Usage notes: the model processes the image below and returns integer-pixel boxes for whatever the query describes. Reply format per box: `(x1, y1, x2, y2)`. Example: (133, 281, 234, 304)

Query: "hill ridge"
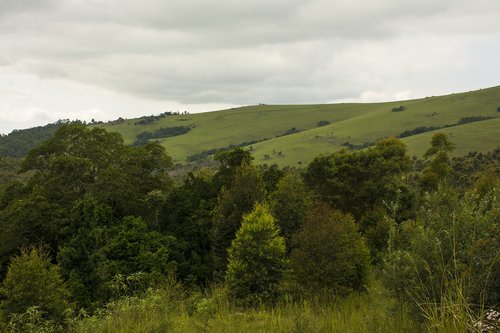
(1, 85, 499, 165)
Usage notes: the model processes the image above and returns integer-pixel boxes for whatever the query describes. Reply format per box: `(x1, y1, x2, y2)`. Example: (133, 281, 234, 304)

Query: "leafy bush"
(384, 183, 499, 309)
(289, 203, 370, 297)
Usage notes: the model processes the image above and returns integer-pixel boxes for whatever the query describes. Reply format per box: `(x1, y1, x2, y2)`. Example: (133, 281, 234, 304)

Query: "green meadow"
(98, 86, 500, 166)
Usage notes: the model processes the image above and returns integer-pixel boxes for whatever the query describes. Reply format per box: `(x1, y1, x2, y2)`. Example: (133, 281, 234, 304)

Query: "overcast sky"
(1, 0, 499, 134)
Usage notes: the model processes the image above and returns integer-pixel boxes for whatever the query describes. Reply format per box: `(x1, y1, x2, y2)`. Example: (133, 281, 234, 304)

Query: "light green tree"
(0, 247, 71, 329)
(225, 203, 287, 306)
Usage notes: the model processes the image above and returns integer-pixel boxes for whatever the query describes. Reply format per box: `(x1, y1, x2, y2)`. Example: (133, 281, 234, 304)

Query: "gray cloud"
(0, 0, 59, 17)
(0, 0, 499, 133)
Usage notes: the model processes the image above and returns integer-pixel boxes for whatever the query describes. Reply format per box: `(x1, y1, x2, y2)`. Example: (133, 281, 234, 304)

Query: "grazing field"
(97, 85, 500, 165)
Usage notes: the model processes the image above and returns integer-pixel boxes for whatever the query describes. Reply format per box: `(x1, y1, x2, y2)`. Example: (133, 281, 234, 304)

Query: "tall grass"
(70, 277, 418, 333)
(386, 187, 500, 333)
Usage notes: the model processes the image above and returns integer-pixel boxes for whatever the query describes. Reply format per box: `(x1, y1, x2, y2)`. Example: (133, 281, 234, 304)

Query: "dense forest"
(0, 124, 498, 332)
(0, 120, 82, 158)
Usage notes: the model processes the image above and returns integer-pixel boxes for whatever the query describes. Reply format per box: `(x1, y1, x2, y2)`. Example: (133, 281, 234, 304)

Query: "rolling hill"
(96, 85, 499, 166)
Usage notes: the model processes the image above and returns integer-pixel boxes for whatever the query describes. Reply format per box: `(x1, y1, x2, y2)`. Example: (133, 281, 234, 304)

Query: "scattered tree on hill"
(391, 105, 407, 112)
(133, 126, 192, 146)
(225, 203, 287, 306)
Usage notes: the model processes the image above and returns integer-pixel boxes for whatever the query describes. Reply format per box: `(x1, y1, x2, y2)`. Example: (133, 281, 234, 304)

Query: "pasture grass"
(98, 85, 500, 166)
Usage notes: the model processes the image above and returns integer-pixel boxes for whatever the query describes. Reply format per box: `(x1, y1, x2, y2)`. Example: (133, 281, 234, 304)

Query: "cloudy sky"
(1, 0, 499, 134)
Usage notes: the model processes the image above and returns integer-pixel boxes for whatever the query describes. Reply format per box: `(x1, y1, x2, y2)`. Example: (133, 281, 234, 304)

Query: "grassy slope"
(250, 86, 500, 165)
(99, 104, 377, 164)
(402, 117, 500, 157)
(99, 86, 500, 166)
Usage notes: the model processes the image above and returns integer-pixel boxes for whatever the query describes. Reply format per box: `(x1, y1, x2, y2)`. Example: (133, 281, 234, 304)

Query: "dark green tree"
(56, 199, 116, 309)
(212, 163, 266, 276)
(102, 216, 176, 296)
(213, 148, 253, 190)
(269, 171, 312, 250)
(260, 163, 285, 193)
(304, 137, 412, 221)
(161, 169, 217, 286)
(420, 133, 455, 191)
(289, 203, 370, 297)
(0, 193, 65, 279)
(20, 124, 173, 217)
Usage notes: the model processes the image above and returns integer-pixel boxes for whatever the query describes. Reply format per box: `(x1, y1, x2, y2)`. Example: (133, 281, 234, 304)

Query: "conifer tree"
(225, 204, 286, 306)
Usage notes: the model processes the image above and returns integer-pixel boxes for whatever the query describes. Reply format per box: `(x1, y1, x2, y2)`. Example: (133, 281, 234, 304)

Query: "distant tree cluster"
(340, 141, 374, 150)
(186, 139, 263, 162)
(134, 111, 189, 125)
(133, 126, 193, 146)
(396, 126, 443, 138)
(316, 120, 330, 127)
(391, 105, 407, 112)
(0, 120, 81, 158)
(457, 115, 494, 124)
(281, 127, 301, 136)
(396, 115, 497, 139)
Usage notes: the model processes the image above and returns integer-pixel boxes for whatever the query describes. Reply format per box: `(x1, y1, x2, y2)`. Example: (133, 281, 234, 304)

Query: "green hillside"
(97, 86, 500, 166)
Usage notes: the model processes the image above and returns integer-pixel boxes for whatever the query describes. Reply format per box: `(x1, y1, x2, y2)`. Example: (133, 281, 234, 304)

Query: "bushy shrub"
(289, 203, 370, 297)
(384, 183, 499, 308)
